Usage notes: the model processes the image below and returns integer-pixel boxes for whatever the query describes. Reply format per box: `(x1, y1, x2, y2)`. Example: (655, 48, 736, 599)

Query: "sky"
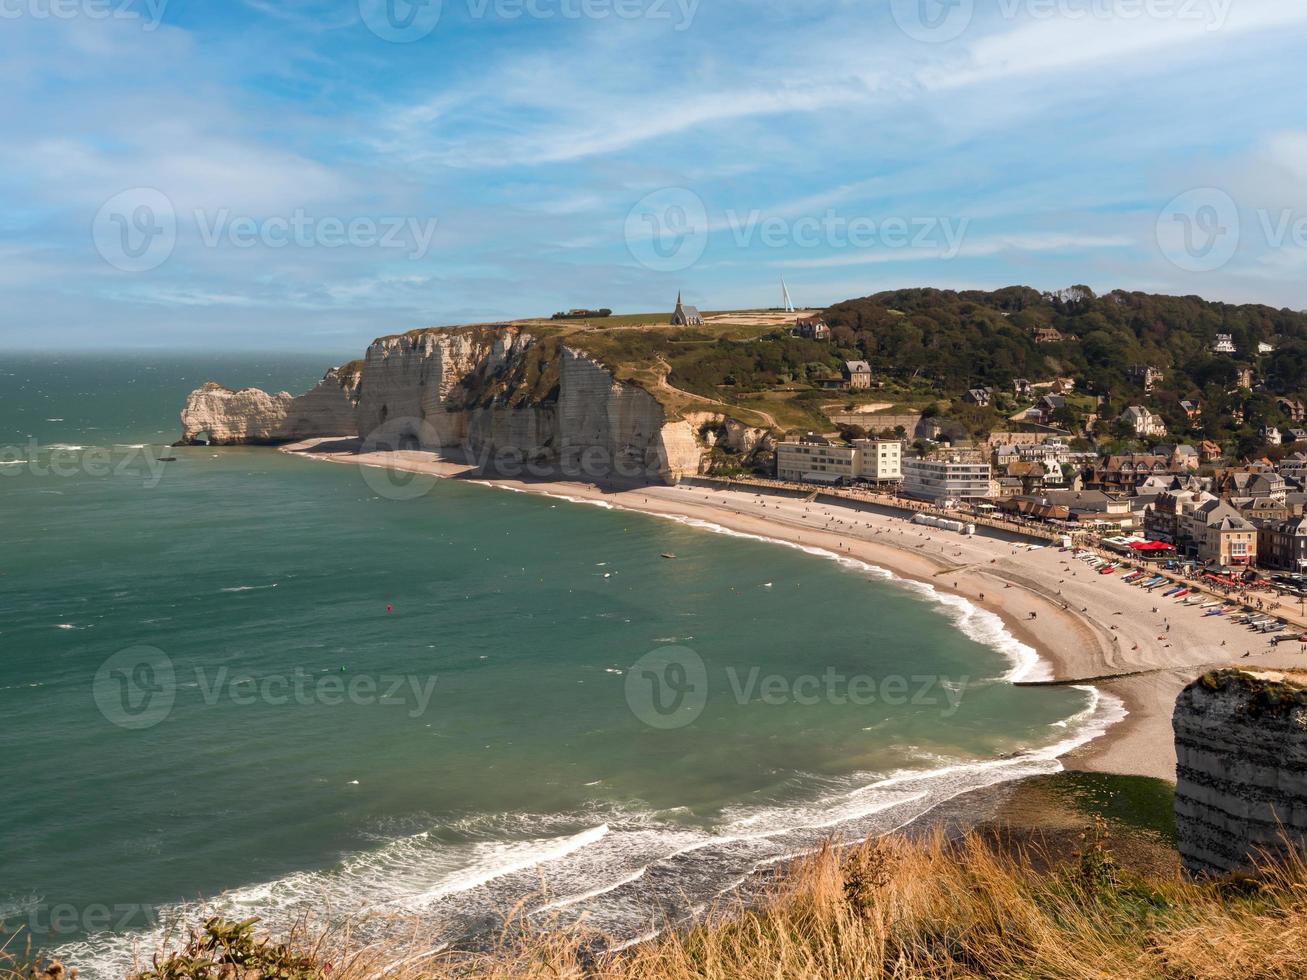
(2, 0, 1306, 351)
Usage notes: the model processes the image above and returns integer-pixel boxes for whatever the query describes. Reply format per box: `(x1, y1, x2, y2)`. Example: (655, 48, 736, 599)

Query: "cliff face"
(1174, 668, 1307, 876)
(179, 369, 359, 445)
(179, 326, 712, 483)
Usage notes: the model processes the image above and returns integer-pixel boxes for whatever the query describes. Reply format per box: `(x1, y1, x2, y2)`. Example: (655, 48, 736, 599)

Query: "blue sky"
(3, 0, 1306, 350)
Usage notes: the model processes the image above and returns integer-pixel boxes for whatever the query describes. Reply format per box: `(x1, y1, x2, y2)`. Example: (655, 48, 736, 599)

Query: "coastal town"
(759, 309, 1307, 588)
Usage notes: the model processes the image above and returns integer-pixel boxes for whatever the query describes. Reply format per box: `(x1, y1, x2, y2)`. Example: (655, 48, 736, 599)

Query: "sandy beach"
(282, 438, 1307, 783)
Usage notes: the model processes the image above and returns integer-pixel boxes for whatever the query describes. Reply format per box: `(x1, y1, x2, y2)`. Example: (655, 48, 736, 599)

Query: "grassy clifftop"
(375, 311, 840, 431)
(361, 285, 1307, 444)
(38, 790, 1307, 979)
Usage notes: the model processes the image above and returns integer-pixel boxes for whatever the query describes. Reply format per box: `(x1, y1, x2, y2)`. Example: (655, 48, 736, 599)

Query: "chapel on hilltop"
(670, 292, 704, 326)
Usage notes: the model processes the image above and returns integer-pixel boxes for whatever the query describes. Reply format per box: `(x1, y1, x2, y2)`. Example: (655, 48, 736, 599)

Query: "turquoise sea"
(0, 354, 1109, 976)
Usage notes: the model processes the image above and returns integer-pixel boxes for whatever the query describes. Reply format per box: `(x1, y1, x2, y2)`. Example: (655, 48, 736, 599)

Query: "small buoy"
(386, 604, 393, 613)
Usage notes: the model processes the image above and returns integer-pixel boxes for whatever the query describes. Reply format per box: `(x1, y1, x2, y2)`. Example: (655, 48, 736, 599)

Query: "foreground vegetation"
(14, 818, 1307, 980)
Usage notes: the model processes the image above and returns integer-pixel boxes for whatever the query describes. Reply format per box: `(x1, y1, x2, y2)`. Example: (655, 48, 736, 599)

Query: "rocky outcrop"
(1174, 668, 1307, 876)
(721, 419, 775, 456)
(179, 369, 359, 445)
(179, 326, 739, 483)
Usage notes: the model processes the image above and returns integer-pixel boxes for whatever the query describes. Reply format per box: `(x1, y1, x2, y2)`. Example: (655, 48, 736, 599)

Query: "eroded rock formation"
(1174, 668, 1307, 876)
(179, 369, 359, 445)
(179, 325, 732, 483)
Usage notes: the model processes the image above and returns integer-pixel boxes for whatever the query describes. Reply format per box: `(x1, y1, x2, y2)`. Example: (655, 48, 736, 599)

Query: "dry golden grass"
(15, 824, 1307, 980)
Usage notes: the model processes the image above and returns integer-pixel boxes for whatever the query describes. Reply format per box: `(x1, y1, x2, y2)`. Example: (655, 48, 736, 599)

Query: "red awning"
(1129, 540, 1175, 552)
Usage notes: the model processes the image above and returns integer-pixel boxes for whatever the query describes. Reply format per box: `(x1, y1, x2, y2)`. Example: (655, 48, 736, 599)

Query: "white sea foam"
(57, 682, 1124, 979)
(400, 823, 610, 909)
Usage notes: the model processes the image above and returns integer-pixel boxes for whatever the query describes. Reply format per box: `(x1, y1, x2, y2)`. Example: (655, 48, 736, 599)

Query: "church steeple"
(670, 289, 703, 326)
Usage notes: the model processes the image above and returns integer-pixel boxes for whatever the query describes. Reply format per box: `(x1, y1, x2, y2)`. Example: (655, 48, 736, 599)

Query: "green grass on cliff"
(355, 313, 855, 434)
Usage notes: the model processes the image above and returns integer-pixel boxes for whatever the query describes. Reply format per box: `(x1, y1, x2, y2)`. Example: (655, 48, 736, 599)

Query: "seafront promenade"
(687, 474, 1307, 637)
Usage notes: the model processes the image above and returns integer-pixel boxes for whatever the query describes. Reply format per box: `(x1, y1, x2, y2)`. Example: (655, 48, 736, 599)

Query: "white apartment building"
(901, 456, 994, 505)
(776, 438, 903, 484)
(852, 438, 902, 481)
(776, 440, 858, 483)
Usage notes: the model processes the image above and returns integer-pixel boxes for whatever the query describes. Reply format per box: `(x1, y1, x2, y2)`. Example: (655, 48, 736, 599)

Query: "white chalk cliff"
(179, 368, 360, 445)
(1174, 668, 1307, 876)
(179, 325, 732, 483)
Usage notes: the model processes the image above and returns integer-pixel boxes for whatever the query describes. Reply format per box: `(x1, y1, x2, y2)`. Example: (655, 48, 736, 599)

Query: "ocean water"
(0, 354, 1113, 976)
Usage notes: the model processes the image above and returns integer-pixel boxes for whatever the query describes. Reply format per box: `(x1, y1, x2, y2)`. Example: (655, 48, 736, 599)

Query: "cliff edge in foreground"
(1175, 667, 1307, 876)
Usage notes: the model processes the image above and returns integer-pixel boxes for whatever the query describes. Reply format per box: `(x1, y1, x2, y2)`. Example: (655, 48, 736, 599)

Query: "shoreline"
(278, 439, 1307, 783)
